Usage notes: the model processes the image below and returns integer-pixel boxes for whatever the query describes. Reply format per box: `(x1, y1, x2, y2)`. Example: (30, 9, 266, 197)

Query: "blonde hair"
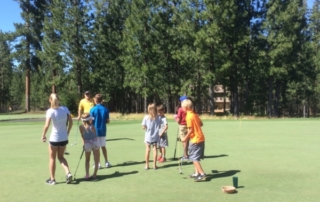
(147, 103, 157, 120)
(181, 99, 193, 109)
(49, 93, 60, 109)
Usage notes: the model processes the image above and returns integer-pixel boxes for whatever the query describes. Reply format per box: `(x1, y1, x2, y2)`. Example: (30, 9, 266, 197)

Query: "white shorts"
(97, 136, 106, 147)
(84, 138, 100, 152)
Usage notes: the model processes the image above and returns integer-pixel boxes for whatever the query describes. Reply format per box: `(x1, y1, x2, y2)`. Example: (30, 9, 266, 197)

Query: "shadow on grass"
(168, 154, 228, 161)
(71, 171, 139, 184)
(206, 170, 241, 182)
(112, 161, 145, 167)
(106, 138, 135, 142)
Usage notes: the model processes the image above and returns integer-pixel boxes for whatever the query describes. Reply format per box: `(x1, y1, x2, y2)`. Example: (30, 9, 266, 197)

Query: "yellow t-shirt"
(78, 98, 94, 113)
(186, 110, 205, 143)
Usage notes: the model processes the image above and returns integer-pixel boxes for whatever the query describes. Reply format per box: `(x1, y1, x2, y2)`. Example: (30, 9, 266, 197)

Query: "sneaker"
(66, 173, 72, 184)
(194, 174, 207, 182)
(188, 173, 199, 178)
(157, 156, 162, 161)
(180, 156, 189, 161)
(158, 157, 166, 162)
(46, 178, 56, 185)
(105, 162, 112, 168)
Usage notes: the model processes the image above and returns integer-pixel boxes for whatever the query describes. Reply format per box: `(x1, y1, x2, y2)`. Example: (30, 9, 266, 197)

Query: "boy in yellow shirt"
(180, 99, 206, 182)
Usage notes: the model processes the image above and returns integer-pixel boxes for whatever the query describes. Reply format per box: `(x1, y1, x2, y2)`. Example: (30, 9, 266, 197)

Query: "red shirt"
(177, 107, 186, 125)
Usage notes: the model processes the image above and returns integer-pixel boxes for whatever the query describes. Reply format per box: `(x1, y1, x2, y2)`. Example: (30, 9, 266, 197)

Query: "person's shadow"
(71, 171, 139, 184)
(206, 170, 241, 182)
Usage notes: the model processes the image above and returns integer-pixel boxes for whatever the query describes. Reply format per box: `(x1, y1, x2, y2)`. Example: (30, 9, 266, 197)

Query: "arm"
(92, 125, 97, 135)
(77, 100, 82, 120)
(176, 109, 181, 124)
(41, 117, 51, 142)
(159, 124, 168, 137)
(181, 127, 193, 142)
(106, 118, 110, 124)
(79, 125, 85, 144)
(67, 114, 73, 135)
(200, 120, 203, 127)
(142, 125, 147, 130)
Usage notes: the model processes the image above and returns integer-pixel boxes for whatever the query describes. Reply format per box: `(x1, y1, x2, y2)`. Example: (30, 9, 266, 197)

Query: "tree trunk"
(268, 77, 273, 118)
(25, 68, 30, 112)
(274, 80, 280, 117)
(196, 70, 202, 114)
(209, 85, 214, 116)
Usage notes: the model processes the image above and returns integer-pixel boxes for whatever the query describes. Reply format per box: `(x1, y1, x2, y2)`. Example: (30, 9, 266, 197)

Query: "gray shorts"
(188, 141, 205, 162)
(158, 135, 168, 148)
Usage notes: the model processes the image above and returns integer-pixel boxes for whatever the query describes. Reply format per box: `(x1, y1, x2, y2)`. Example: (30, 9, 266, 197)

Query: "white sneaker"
(93, 163, 102, 169)
(105, 162, 112, 168)
(65, 173, 72, 184)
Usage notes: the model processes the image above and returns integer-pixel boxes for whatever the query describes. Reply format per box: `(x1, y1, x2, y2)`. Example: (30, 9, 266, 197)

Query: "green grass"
(0, 118, 319, 202)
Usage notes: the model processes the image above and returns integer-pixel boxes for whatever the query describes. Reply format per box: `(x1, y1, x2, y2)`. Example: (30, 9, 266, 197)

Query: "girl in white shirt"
(41, 93, 73, 185)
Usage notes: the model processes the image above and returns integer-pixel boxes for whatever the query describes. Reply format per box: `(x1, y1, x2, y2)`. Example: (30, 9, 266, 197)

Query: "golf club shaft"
(173, 128, 179, 159)
(74, 149, 84, 178)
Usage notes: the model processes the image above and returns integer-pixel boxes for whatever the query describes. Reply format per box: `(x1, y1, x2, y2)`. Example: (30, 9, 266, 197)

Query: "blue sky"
(0, 0, 316, 32)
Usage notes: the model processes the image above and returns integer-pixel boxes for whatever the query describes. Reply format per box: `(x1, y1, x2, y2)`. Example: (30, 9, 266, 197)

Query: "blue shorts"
(188, 141, 204, 162)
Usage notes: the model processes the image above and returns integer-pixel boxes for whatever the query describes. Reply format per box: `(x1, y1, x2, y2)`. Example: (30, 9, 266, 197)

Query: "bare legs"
(48, 145, 71, 180)
(85, 149, 99, 178)
(183, 141, 189, 158)
(101, 146, 108, 163)
(145, 144, 157, 169)
(193, 161, 205, 175)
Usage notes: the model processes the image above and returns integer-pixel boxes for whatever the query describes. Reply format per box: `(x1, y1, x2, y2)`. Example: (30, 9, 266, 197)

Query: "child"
(157, 105, 168, 162)
(142, 103, 162, 170)
(90, 94, 111, 168)
(180, 99, 206, 182)
(79, 113, 100, 179)
(176, 95, 189, 160)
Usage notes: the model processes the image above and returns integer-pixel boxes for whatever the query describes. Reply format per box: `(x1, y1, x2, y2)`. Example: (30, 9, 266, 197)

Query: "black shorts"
(145, 141, 158, 146)
(49, 140, 68, 147)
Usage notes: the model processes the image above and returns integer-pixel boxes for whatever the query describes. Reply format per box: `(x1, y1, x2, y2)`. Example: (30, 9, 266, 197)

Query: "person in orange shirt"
(180, 99, 206, 182)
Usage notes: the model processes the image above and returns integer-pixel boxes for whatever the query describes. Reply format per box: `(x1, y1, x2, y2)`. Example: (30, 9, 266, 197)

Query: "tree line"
(0, 0, 320, 117)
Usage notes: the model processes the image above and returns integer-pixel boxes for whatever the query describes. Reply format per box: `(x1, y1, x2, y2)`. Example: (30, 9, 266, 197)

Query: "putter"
(177, 134, 183, 174)
(71, 120, 80, 146)
(74, 149, 84, 180)
(173, 128, 179, 159)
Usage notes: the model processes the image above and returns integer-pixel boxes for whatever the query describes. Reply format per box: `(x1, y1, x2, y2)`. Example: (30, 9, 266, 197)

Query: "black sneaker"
(194, 174, 207, 182)
(188, 173, 199, 178)
(66, 173, 72, 184)
(46, 178, 56, 185)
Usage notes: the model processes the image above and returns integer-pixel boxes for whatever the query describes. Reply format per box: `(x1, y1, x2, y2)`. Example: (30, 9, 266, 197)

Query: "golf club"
(177, 133, 182, 174)
(173, 128, 179, 160)
(74, 149, 84, 180)
(71, 120, 80, 146)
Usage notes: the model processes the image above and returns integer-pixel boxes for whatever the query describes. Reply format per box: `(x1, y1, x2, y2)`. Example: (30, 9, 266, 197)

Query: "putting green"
(0, 118, 319, 201)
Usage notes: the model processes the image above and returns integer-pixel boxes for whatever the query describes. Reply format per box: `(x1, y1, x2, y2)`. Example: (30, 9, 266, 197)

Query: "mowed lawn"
(0, 118, 319, 202)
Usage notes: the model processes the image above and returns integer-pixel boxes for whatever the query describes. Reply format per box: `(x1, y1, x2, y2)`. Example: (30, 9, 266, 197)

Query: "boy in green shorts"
(180, 99, 206, 182)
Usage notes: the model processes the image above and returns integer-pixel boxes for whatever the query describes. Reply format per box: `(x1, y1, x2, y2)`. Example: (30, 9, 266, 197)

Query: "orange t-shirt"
(186, 110, 205, 143)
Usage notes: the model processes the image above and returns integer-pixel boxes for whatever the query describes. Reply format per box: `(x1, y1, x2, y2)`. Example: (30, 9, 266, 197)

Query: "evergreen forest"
(1, 0, 320, 117)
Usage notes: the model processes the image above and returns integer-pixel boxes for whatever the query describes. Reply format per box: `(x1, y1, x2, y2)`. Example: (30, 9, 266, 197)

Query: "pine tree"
(0, 32, 13, 111)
